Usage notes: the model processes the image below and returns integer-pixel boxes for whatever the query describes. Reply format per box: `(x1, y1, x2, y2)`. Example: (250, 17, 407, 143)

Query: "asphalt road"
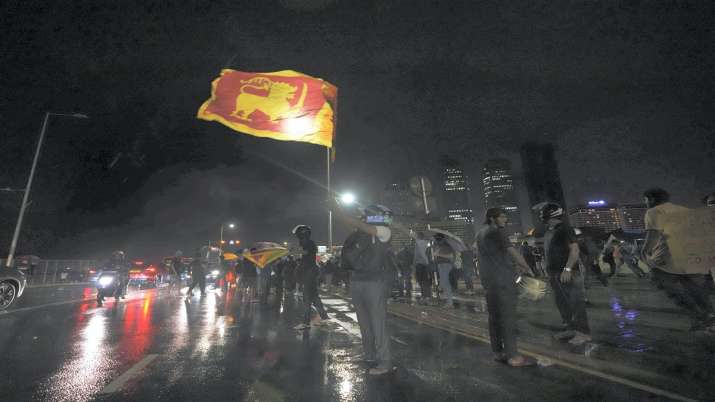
(0, 284, 668, 401)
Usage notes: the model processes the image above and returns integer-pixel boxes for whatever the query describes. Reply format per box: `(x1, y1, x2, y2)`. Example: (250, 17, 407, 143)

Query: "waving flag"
(198, 69, 337, 148)
(242, 242, 290, 269)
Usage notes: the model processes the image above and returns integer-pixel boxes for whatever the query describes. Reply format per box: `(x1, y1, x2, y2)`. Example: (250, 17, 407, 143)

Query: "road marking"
(0, 298, 95, 315)
(1, 288, 175, 316)
(390, 336, 408, 346)
(100, 354, 158, 394)
(388, 309, 696, 402)
(325, 292, 696, 402)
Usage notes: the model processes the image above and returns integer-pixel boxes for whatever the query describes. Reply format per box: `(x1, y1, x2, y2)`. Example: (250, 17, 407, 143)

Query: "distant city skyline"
(482, 159, 523, 236)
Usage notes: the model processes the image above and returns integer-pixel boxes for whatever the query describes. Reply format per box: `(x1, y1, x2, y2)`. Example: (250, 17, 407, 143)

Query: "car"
(0, 266, 28, 310)
(14, 255, 40, 275)
(128, 261, 163, 288)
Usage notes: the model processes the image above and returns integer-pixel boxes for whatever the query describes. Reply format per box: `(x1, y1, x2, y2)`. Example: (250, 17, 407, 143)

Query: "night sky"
(1, 1, 714, 259)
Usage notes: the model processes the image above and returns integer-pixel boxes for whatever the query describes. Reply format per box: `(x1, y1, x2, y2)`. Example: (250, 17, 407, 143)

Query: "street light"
(219, 222, 236, 249)
(340, 192, 356, 205)
(5, 111, 89, 268)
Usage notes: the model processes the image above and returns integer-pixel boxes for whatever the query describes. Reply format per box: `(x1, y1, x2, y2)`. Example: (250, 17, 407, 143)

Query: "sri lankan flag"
(197, 69, 337, 148)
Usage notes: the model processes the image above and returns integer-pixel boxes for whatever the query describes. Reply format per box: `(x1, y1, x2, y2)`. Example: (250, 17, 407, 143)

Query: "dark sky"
(1, 0, 714, 259)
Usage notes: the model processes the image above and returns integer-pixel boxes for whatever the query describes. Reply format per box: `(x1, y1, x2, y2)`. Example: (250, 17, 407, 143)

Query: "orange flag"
(198, 69, 337, 148)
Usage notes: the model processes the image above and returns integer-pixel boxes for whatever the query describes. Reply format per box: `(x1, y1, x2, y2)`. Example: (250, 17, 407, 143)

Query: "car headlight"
(98, 276, 114, 286)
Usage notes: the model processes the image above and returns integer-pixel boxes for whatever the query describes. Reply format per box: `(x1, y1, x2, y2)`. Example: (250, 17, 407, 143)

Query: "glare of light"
(98, 276, 114, 286)
(339, 379, 352, 398)
(211, 270, 220, 276)
(340, 192, 356, 205)
(283, 117, 314, 137)
(228, 223, 235, 229)
(229, 240, 234, 245)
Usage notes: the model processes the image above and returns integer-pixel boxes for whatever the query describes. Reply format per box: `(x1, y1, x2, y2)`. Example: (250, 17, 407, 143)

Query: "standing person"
(411, 231, 433, 302)
(520, 241, 538, 277)
(283, 256, 297, 293)
(331, 201, 395, 376)
(461, 248, 477, 294)
(540, 202, 592, 345)
(395, 246, 413, 298)
(186, 250, 206, 297)
(577, 232, 609, 287)
(703, 191, 715, 288)
(292, 225, 329, 330)
(477, 208, 536, 367)
(322, 257, 337, 291)
(433, 233, 456, 308)
(239, 257, 258, 301)
(168, 251, 182, 294)
(641, 188, 715, 332)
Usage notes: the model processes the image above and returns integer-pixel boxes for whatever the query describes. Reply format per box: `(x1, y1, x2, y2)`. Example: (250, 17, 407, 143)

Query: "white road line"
(100, 354, 158, 394)
(0, 298, 95, 315)
(390, 336, 408, 346)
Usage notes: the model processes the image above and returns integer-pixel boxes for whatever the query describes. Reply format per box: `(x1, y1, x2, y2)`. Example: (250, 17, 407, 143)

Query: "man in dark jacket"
(187, 250, 206, 297)
(292, 225, 329, 330)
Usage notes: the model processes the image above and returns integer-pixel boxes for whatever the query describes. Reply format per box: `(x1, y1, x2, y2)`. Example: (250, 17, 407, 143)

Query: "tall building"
(569, 201, 621, 232)
(618, 204, 647, 233)
(569, 201, 648, 234)
(482, 159, 522, 236)
(520, 143, 567, 226)
(380, 182, 412, 217)
(442, 159, 473, 224)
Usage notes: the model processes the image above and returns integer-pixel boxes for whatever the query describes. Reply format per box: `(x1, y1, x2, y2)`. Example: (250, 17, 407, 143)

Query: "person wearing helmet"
(642, 188, 715, 332)
(540, 202, 592, 346)
(330, 199, 395, 376)
(109, 251, 129, 299)
(292, 224, 329, 330)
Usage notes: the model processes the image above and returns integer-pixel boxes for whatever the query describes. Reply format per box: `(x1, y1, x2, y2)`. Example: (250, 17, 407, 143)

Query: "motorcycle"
(96, 271, 121, 306)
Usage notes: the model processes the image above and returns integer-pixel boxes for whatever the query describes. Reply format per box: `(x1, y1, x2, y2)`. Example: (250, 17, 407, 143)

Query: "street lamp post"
(219, 222, 235, 249)
(5, 112, 89, 268)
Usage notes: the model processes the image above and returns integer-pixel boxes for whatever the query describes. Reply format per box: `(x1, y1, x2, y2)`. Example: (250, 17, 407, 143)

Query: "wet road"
(1, 284, 669, 401)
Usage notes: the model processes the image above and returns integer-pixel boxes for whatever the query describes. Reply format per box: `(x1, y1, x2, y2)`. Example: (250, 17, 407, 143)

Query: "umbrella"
(242, 242, 289, 269)
(222, 252, 239, 261)
(424, 228, 467, 253)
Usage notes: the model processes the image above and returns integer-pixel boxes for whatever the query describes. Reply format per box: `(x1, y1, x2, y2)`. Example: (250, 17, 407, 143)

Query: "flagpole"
(327, 147, 333, 252)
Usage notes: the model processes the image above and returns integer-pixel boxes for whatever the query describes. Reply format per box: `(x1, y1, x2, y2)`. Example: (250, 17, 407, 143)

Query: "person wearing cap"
(540, 202, 592, 346)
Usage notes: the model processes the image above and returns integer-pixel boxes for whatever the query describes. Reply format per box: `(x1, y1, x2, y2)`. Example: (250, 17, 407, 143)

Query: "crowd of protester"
(166, 187, 714, 375)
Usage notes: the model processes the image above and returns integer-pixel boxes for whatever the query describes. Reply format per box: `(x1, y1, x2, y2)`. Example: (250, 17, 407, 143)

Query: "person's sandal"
(507, 356, 537, 367)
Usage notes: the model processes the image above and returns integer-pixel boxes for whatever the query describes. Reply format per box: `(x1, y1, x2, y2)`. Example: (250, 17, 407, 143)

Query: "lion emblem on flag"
(231, 77, 308, 122)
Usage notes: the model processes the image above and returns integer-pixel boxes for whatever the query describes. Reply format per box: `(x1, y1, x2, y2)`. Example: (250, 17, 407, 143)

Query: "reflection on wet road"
(0, 285, 677, 401)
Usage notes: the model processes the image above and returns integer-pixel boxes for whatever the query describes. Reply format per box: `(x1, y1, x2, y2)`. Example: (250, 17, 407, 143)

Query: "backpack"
(341, 230, 389, 273)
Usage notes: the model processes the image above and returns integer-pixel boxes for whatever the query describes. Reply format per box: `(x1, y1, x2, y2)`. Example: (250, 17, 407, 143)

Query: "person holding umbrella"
(424, 228, 466, 308)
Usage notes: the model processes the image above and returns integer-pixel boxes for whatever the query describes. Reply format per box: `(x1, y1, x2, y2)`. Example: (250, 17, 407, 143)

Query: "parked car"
(0, 266, 28, 310)
(14, 255, 40, 276)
